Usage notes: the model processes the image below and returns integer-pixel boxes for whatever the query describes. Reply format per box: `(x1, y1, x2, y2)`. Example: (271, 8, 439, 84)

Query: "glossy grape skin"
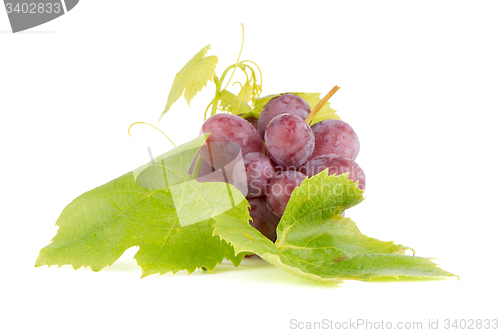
(200, 113, 265, 169)
(257, 94, 311, 139)
(248, 196, 281, 241)
(264, 114, 315, 169)
(310, 119, 360, 160)
(300, 153, 365, 190)
(266, 171, 306, 217)
(243, 152, 275, 198)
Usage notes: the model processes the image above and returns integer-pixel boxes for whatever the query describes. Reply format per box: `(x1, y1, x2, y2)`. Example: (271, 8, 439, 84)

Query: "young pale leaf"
(35, 135, 245, 277)
(237, 81, 253, 103)
(252, 92, 341, 124)
(220, 89, 252, 115)
(160, 45, 218, 122)
(213, 171, 455, 283)
(290, 92, 340, 125)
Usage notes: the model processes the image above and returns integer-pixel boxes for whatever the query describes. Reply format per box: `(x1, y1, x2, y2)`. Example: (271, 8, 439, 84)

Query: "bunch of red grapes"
(197, 94, 365, 242)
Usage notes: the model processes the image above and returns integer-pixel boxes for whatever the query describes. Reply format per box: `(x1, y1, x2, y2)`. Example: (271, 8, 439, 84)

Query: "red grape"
(200, 113, 265, 169)
(243, 152, 275, 198)
(266, 170, 306, 217)
(265, 114, 315, 169)
(248, 196, 281, 241)
(257, 94, 310, 139)
(300, 154, 365, 190)
(310, 119, 360, 160)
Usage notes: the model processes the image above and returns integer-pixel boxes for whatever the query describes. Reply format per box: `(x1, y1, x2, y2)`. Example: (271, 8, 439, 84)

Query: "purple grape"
(243, 152, 275, 198)
(248, 196, 281, 241)
(200, 113, 265, 169)
(257, 94, 311, 139)
(264, 114, 315, 169)
(310, 119, 360, 160)
(266, 170, 306, 217)
(300, 153, 365, 190)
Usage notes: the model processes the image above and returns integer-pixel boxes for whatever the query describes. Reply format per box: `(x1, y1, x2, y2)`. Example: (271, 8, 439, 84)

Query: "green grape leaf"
(160, 45, 218, 122)
(219, 89, 252, 115)
(35, 135, 245, 277)
(252, 92, 341, 124)
(213, 171, 455, 283)
(237, 80, 253, 103)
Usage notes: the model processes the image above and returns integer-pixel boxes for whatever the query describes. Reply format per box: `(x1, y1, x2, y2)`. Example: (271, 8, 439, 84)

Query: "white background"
(1, 1, 499, 332)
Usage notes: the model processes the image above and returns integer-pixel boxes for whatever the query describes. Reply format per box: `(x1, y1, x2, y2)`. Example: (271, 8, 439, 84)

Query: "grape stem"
(223, 23, 245, 90)
(304, 85, 341, 124)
